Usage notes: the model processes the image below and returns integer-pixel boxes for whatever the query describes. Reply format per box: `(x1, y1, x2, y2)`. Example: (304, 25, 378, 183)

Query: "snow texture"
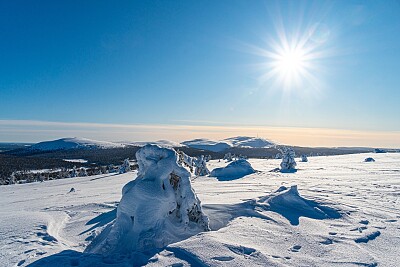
(86, 145, 209, 257)
(210, 159, 255, 181)
(2, 152, 400, 267)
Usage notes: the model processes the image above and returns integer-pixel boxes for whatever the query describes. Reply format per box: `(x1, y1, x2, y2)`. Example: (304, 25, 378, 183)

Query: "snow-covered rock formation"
(210, 159, 255, 181)
(86, 145, 209, 257)
(118, 158, 131, 174)
(280, 148, 297, 172)
(301, 154, 308, 162)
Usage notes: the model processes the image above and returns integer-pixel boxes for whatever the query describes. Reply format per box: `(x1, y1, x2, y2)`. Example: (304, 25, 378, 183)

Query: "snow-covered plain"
(1, 153, 399, 266)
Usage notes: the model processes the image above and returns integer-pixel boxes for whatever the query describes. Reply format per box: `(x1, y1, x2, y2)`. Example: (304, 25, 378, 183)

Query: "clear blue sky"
(0, 0, 399, 145)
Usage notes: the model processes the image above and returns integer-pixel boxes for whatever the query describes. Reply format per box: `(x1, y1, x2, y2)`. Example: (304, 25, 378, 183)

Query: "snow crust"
(210, 159, 255, 180)
(86, 145, 209, 257)
(29, 137, 125, 151)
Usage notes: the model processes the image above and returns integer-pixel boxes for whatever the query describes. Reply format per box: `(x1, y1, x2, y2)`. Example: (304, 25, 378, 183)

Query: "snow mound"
(223, 136, 275, 148)
(181, 138, 231, 152)
(28, 137, 124, 151)
(86, 144, 209, 257)
(258, 185, 341, 225)
(210, 159, 255, 181)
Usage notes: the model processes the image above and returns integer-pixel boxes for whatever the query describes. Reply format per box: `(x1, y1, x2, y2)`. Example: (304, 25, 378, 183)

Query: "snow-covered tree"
(275, 153, 282, 159)
(194, 155, 210, 176)
(86, 144, 209, 256)
(70, 166, 78, 178)
(280, 147, 297, 172)
(119, 158, 131, 174)
(223, 153, 233, 162)
(301, 154, 308, 162)
(8, 172, 16, 185)
(79, 167, 87, 177)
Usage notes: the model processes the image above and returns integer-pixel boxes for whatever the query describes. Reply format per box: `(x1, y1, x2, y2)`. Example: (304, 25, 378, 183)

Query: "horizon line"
(0, 119, 399, 148)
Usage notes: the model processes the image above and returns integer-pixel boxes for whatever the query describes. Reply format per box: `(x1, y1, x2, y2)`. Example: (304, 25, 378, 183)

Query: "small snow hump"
(210, 159, 255, 181)
(257, 185, 341, 225)
(68, 187, 75, 193)
(86, 144, 209, 257)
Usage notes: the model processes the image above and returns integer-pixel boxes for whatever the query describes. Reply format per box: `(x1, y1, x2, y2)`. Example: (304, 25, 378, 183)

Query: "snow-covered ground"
(1, 153, 399, 266)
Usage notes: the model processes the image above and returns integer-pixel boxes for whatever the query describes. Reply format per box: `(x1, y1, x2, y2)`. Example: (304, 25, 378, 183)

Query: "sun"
(276, 48, 306, 74)
(246, 27, 328, 93)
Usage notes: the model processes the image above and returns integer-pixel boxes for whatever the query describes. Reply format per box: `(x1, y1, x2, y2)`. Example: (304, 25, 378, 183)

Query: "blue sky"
(1, 0, 399, 146)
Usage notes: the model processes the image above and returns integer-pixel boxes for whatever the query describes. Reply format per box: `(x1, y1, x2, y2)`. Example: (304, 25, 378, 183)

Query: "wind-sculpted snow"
(257, 185, 341, 225)
(3, 153, 400, 267)
(210, 159, 255, 181)
(85, 145, 209, 258)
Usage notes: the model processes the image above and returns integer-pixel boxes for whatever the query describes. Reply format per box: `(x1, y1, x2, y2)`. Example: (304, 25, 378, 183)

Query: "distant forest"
(0, 144, 373, 185)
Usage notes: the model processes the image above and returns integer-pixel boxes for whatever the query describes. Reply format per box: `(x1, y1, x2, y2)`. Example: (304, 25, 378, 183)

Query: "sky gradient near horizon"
(1, 1, 400, 146)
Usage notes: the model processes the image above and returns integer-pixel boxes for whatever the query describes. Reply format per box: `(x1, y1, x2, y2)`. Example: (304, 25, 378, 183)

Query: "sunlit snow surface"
(1, 153, 399, 266)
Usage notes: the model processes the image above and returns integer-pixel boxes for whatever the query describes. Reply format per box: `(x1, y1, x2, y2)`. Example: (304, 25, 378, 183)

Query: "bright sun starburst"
(246, 22, 330, 95)
(275, 47, 307, 78)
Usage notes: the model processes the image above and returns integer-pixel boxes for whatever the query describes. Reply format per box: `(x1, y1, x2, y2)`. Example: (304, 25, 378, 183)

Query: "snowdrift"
(210, 159, 255, 181)
(257, 185, 341, 225)
(86, 145, 209, 257)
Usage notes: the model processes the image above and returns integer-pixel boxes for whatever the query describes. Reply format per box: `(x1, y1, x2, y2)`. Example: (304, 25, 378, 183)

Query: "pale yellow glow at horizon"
(0, 120, 399, 148)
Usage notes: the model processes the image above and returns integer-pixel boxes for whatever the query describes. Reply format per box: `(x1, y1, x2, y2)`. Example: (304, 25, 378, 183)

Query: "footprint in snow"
(291, 245, 302, 252)
(212, 256, 234, 261)
(320, 238, 333, 245)
(355, 231, 381, 243)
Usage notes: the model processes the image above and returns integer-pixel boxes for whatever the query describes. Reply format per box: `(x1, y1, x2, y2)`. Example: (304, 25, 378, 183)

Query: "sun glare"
(248, 23, 330, 94)
(276, 48, 306, 75)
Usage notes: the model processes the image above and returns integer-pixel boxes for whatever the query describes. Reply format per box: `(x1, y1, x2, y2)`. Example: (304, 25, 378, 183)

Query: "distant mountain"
(181, 136, 275, 152)
(222, 136, 275, 148)
(128, 140, 184, 148)
(28, 137, 125, 151)
(181, 138, 231, 152)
